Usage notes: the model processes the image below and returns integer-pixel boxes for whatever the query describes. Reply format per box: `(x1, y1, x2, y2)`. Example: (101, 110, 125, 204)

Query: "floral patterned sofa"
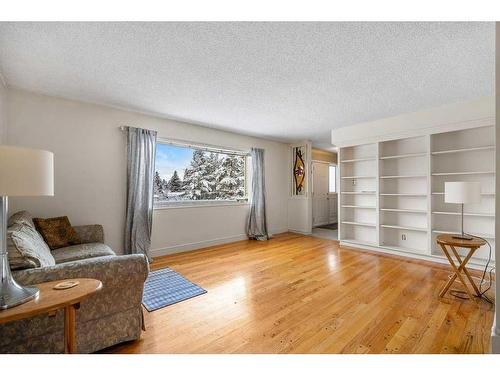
(0, 211, 149, 353)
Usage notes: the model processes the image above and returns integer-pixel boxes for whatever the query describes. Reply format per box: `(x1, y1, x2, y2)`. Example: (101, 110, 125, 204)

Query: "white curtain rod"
(119, 126, 250, 156)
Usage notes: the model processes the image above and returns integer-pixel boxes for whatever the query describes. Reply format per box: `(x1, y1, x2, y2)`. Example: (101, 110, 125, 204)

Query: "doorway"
(311, 161, 338, 240)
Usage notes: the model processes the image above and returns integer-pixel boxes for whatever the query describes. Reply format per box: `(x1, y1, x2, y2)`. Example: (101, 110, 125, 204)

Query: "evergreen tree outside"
(155, 145, 247, 204)
(217, 155, 245, 199)
(182, 150, 212, 200)
(168, 170, 182, 192)
(153, 171, 165, 197)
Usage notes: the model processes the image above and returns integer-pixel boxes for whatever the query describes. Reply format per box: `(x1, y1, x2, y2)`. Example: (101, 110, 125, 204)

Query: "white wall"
(492, 22, 500, 354)
(0, 78, 6, 144)
(5, 88, 289, 255)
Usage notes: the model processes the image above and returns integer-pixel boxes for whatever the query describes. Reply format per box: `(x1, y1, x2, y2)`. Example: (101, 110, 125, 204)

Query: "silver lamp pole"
(0, 196, 39, 309)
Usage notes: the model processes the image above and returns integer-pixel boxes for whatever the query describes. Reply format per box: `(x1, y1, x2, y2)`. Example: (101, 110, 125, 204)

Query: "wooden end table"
(436, 234, 486, 302)
(0, 278, 102, 353)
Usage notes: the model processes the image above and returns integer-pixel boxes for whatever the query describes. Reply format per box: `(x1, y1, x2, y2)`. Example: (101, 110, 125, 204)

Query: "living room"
(1, 2, 500, 373)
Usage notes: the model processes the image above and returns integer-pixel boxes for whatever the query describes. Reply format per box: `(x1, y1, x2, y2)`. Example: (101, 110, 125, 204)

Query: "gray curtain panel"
(125, 126, 157, 261)
(247, 148, 270, 240)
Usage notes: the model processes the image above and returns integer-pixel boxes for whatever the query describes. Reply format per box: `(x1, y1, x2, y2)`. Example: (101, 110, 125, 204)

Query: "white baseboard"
(289, 229, 313, 235)
(339, 240, 491, 271)
(151, 228, 288, 258)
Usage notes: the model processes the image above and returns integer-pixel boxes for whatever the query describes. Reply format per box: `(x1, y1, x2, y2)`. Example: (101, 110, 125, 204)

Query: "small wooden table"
(0, 278, 102, 353)
(436, 234, 486, 302)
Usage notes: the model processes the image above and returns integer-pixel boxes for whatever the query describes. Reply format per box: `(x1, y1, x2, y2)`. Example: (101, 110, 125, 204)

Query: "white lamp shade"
(0, 146, 54, 197)
(444, 182, 481, 204)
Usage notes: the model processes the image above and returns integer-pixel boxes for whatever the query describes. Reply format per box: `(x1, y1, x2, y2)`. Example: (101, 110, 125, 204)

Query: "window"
(154, 142, 248, 208)
(328, 165, 337, 193)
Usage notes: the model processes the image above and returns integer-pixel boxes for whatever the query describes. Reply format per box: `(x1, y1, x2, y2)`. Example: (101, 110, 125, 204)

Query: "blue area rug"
(142, 267, 207, 312)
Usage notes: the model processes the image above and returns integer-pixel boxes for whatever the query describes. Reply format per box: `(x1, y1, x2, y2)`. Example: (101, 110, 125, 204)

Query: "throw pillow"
(8, 210, 35, 228)
(8, 222, 56, 269)
(33, 216, 81, 250)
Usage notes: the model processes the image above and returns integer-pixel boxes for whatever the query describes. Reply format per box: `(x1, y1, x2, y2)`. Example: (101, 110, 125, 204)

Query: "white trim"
(151, 234, 249, 258)
(151, 228, 288, 258)
(156, 136, 251, 156)
(339, 240, 491, 271)
(154, 201, 250, 210)
(288, 229, 313, 235)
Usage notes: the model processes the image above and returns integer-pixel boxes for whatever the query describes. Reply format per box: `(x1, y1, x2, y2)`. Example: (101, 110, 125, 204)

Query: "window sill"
(154, 200, 250, 210)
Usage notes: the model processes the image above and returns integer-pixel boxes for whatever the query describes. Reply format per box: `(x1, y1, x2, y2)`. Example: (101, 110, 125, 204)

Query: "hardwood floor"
(104, 233, 494, 354)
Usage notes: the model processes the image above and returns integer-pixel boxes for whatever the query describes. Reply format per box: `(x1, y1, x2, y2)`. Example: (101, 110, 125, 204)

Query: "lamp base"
(0, 278, 39, 310)
(0, 195, 40, 309)
(452, 234, 473, 241)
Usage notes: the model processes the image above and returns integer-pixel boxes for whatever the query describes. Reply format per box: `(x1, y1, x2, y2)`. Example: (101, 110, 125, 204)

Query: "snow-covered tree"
(182, 150, 213, 200)
(168, 170, 182, 192)
(179, 150, 246, 201)
(217, 155, 245, 199)
(154, 171, 165, 197)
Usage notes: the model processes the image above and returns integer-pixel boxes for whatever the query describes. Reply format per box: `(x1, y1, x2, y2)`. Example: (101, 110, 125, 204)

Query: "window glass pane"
(329, 165, 336, 193)
(154, 143, 247, 207)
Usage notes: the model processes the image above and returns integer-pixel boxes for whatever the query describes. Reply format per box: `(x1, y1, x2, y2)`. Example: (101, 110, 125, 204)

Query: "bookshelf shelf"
(380, 208, 426, 214)
(380, 175, 426, 179)
(380, 224, 428, 232)
(341, 175, 376, 179)
(341, 205, 376, 209)
(431, 145, 494, 155)
(432, 171, 494, 176)
(341, 221, 376, 227)
(432, 211, 494, 218)
(340, 157, 376, 163)
(379, 152, 427, 160)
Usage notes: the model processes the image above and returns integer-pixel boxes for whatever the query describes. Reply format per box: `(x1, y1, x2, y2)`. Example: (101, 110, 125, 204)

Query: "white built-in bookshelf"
(338, 125, 495, 268)
(339, 143, 378, 246)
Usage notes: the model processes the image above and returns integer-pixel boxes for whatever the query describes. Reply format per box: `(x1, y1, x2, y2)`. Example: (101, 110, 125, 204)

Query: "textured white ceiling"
(0, 22, 494, 149)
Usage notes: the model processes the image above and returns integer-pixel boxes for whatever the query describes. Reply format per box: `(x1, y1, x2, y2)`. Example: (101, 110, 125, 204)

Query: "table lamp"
(0, 146, 54, 309)
(444, 181, 481, 241)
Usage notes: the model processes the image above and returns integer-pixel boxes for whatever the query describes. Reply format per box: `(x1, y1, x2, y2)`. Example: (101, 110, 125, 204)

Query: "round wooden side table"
(436, 234, 486, 302)
(0, 278, 102, 353)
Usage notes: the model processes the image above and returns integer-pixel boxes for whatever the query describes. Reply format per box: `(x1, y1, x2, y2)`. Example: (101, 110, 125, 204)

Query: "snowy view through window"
(154, 143, 247, 207)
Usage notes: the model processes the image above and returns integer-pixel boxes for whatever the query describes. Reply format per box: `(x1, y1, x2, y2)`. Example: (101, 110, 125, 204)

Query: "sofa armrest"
(13, 254, 148, 286)
(73, 224, 105, 244)
(12, 254, 149, 321)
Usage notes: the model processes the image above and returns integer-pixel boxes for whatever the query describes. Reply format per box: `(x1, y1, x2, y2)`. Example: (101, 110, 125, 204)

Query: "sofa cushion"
(33, 216, 81, 250)
(8, 223, 56, 269)
(51, 243, 116, 264)
(8, 211, 35, 229)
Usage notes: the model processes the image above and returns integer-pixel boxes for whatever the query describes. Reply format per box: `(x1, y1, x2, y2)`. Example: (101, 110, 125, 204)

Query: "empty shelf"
(432, 192, 495, 196)
(380, 224, 427, 232)
(380, 208, 427, 214)
(341, 221, 376, 227)
(432, 171, 494, 176)
(431, 145, 494, 155)
(340, 157, 376, 163)
(432, 211, 494, 218)
(380, 193, 427, 197)
(341, 191, 376, 195)
(379, 152, 427, 160)
(341, 175, 376, 179)
(380, 175, 427, 179)
(341, 205, 376, 209)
